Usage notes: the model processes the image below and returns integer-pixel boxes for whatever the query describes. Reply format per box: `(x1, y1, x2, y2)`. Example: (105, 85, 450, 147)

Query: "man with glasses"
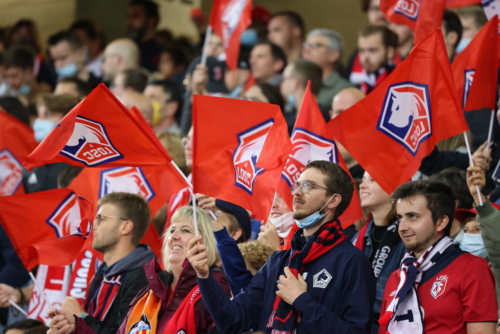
(47, 192, 155, 334)
(302, 29, 353, 110)
(187, 160, 376, 334)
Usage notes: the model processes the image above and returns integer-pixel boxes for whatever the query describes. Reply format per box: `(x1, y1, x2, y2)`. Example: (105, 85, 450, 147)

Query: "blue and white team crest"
(430, 275, 448, 299)
(0, 149, 23, 196)
(61, 116, 123, 166)
(282, 129, 338, 187)
(99, 167, 155, 201)
(233, 119, 274, 195)
(394, 0, 420, 20)
(46, 193, 84, 238)
(462, 69, 475, 109)
(221, 0, 249, 47)
(377, 82, 432, 156)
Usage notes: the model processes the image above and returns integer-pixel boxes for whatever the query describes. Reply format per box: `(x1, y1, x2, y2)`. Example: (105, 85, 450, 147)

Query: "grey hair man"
(302, 28, 352, 109)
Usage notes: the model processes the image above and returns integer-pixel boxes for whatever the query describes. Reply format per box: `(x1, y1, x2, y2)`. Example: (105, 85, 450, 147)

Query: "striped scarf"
(86, 273, 125, 322)
(267, 220, 346, 334)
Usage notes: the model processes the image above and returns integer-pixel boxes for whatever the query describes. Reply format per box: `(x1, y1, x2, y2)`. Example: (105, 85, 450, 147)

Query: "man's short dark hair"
(429, 167, 473, 210)
(70, 19, 100, 41)
(161, 46, 189, 68)
(130, 0, 159, 22)
(456, 6, 487, 30)
(290, 59, 323, 95)
(149, 79, 182, 105)
(391, 180, 456, 236)
(57, 166, 84, 188)
(123, 68, 148, 93)
(38, 94, 80, 117)
(256, 83, 285, 111)
(254, 41, 287, 73)
(6, 319, 45, 331)
(4, 46, 35, 70)
(272, 11, 305, 37)
(360, 26, 398, 49)
(58, 77, 92, 98)
(304, 161, 354, 220)
(0, 97, 30, 125)
(97, 192, 150, 246)
(443, 9, 463, 50)
(48, 30, 82, 50)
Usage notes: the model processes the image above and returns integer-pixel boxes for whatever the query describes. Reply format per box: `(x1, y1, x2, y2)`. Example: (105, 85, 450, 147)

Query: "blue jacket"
(213, 227, 253, 296)
(351, 220, 406, 333)
(198, 231, 376, 334)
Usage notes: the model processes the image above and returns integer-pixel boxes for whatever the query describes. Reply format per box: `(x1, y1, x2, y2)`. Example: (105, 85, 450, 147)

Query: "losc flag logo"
(462, 69, 475, 109)
(233, 119, 273, 195)
(0, 149, 23, 196)
(377, 82, 432, 155)
(99, 167, 155, 201)
(282, 129, 338, 187)
(394, 0, 420, 20)
(46, 193, 82, 237)
(61, 116, 123, 166)
(221, 0, 248, 48)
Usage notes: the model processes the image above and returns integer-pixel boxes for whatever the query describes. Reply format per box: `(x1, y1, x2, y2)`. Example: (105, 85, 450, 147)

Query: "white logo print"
(313, 269, 332, 288)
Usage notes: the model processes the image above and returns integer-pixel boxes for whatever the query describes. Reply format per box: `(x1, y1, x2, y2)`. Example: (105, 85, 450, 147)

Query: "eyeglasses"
(290, 180, 332, 195)
(94, 214, 128, 225)
(302, 42, 330, 50)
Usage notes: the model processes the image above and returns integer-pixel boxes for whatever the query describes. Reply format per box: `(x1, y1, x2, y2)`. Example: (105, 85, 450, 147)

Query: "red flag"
(0, 189, 93, 270)
(276, 83, 363, 228)
(445, 0, 481, 7)
(209, 0, 252, 69)
(67, 166, 169, 259)
(452, 15, 499, 111)
(380, 0, 446, 44)
(0, 111, 37, 196)
(23, 84, 188, 193)
(192, 95, 291, 220)
(327, 30, 468, 195)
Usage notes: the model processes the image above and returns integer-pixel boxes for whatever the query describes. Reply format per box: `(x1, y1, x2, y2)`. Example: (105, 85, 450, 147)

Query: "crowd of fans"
(0, 0, 499, 333)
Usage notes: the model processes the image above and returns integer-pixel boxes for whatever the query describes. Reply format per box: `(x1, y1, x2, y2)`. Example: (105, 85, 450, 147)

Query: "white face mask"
(269, 212, 295, 238)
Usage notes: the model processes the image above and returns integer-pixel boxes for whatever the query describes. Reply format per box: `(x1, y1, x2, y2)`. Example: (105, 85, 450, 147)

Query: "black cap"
(215, 199, 252, 240)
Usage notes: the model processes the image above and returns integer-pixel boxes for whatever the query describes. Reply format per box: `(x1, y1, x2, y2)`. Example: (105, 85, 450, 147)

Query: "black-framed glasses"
(94, 214, 128, 225)
(290, 180, 332, 195)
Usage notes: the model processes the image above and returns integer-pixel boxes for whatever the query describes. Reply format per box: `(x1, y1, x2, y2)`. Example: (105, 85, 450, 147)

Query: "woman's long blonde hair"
(162, 206, 219, 272)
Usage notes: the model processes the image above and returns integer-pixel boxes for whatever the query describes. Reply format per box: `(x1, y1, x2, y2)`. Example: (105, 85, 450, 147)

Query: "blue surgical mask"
(455, 37, 472, 54)
(284, 94, 296, 113)
(18, 84, 31, 96)
(460, 233, 488, 258)
(294, 195, 335, 229)
(240, 29, 258, 46)
(56, 63, 79, 78)
(33, 118, 56, 142)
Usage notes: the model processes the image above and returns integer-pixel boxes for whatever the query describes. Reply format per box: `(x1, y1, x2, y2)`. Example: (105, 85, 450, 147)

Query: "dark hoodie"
(83, 244, 156, 334)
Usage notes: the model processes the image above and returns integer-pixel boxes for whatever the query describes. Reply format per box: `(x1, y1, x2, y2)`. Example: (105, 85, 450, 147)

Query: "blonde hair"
(162, 206, 219, 271)
(238, 241, 276, 272)
(158, 132, 190, 175)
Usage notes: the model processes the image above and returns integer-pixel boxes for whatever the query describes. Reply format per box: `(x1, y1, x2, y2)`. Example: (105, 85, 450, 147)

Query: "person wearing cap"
(467, 166, 500, 310)
(196, 195, 254, 296)
(455, 207, 487, 259)
(224, 48, 252, 99)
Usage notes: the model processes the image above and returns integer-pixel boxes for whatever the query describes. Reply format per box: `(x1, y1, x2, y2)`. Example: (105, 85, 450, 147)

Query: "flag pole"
(9, 299, 27, 316)
(29, 272, 53, 309)
(200, 25, 213, 66)
(463, 132, 484, 206)
(484, 109, 495, 153)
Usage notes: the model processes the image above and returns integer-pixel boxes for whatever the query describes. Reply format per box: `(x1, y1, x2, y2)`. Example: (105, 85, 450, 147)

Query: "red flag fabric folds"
(193, 95, 291, 220)
(209, 0, 252, 70)
(380, 0, 446, 44)
(276, 83, 363, 228)
(0, 189, 93, 270)
(24, 84, 188, 193)
(0, 111, 37, 196)
(328, 30, 468, 195)
(452, 15, 499, 111)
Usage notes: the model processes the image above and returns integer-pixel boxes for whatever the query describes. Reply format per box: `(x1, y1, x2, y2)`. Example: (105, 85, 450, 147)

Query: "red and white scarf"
(379, 236, 453, 334)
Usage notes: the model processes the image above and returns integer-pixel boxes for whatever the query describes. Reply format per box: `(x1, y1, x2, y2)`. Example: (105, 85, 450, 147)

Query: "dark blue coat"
(198, 232, 376, 334)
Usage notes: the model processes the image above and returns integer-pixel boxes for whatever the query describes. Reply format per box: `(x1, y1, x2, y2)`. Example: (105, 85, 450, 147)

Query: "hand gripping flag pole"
(463, 132, 484, 206)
